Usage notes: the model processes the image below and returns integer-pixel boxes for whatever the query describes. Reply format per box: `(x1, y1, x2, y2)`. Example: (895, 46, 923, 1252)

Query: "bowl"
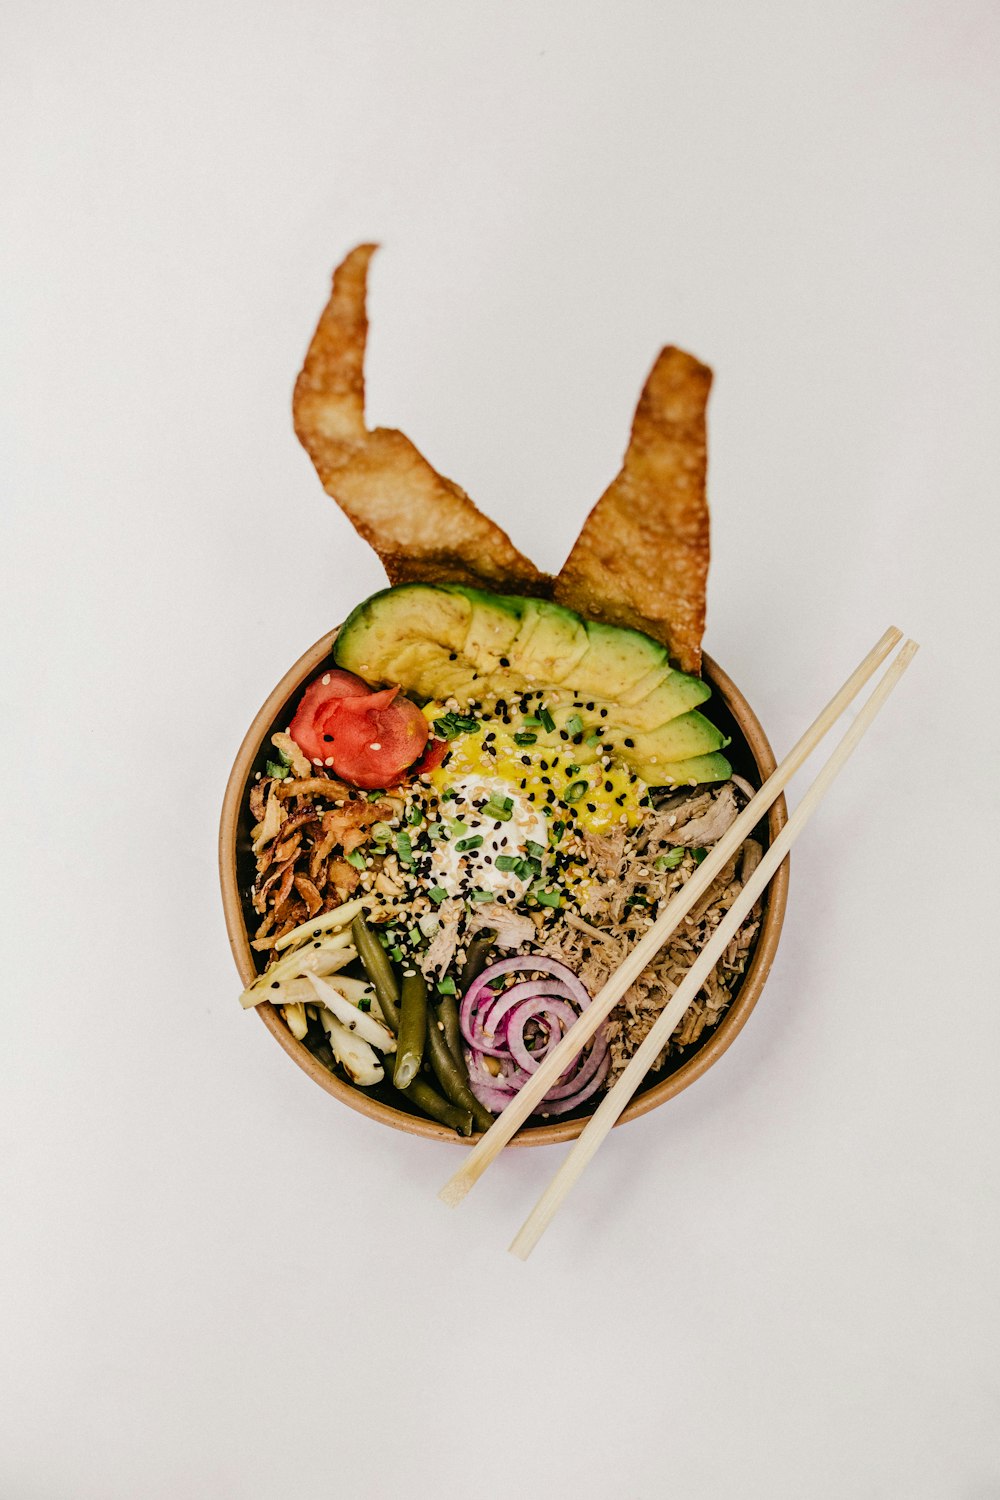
(219, 628, 789, 1145)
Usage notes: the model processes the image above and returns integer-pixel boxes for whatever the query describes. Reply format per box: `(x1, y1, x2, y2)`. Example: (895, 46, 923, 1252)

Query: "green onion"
(469, 890, 494, 902)
(513, 732, 537, 746)
(691, 847, 708, 864)
(408, 805, 423, 826)
(455, 835, 484, 852)
(409, 926, 423, 945)
(390, 946, 404, 962)
(655, 849, 684, 871)
(432, 712, 480, 740)
(495, 855, 519, 872)
(265, 760, 289, 780)
(273, 745, 293, 768)
(418, 913, 440, 938)
(366, 789, 385, 801)
(585, 731, 601, 747)
(521, 715, 540, 727)
(395, 832, 414, 865)
(372, 822, 393, 842)
(535, 889, 561, 908)
(436, 977, 457, 995)
(564, 763, 580, 777)
(525, 839, 546, 858)
(344, 849, 367, 870)
(428, 886, 448, 904)
(357, 997, 372, 1013)
(538, 706, 555, 733)
(485, 795, 513, 822)
(566, 713, 583, 735)
(565, 780, 588, 802)
(441, 788, 458, 801)
(552, 820, 565, 841)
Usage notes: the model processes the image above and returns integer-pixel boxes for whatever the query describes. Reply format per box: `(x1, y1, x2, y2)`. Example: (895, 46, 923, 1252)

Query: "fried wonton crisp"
(554, 346, 712, 675)
(293, 244, 549, 596)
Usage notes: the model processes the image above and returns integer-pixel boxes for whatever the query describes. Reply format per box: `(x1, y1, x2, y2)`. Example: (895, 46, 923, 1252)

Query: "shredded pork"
(541, 783, 763, 1081)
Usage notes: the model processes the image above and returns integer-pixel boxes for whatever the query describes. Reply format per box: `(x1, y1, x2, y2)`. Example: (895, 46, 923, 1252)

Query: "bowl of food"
(219, 244, 789, 1145)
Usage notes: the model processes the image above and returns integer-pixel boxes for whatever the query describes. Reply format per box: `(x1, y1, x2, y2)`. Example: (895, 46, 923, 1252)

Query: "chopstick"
(439, 625, 903, 1209)
(509, 637, 919, 1258)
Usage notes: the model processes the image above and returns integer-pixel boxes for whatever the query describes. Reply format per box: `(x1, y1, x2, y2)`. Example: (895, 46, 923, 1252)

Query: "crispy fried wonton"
(293, 244, 549, 596)
(554, 347, 711, 674)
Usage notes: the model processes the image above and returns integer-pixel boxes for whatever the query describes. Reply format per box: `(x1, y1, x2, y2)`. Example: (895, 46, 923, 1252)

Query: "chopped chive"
(344, 849, 367, 870)
(538, 706, 555, 733)
(432, 711, 480, 740)
(390, 946, 404, 962)
(535, 889, 561, 908)
(513, 732, 537, 746)
(371, 822, 393, 842)
(691, 847, 708, 864)
(455, 835, 484, 852)
(469, 889, 495, 902)
(428, 886, 448, 904)
(564, 764, 580, 777)
(521, 715, 540, 727)
(655, 849, 684, 871)
(565, 780, 588, 802)
(357, 997, 372, 1013)
(395, 832, 414, 865)
(441, 787, 458, 801)
(409, 926, 422, 945)
(436, 977, 457, 995)
(566, 713, 583, 735)
(408, 805, 423, 826)
(585, 731, 601, 747)
(366, 789, 385, 801)
(495, 855, 519, 872)
(552, 819, 565, 840)
(525, 839, 546, 858)
(265, 760, 289, 780)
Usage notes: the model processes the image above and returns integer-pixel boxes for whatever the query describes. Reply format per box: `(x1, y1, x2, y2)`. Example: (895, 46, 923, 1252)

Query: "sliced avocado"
(334, 585, 472, 695)
(619, 709, 730, 767)
(615, 671, 712, 730)
(572, 621, 668, 702)
(442, 585, 524, 671)
(634, 750, 733, 787)
(512, 599, 590, 685)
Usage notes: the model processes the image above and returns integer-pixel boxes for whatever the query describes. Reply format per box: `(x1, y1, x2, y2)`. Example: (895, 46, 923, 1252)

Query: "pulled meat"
(541, 783, 762, 1080)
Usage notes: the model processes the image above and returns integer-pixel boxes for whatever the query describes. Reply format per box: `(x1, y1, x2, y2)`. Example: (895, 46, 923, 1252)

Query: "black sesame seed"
(624, 738, 635, 748)
(499, 656, 510, 667)
(586, 802, 597, 813)
(604, 780, 614, 792)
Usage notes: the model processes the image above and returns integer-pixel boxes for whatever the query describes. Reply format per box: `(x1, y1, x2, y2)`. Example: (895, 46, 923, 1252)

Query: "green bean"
(390, 1071, 473, 1135)
(438, 991, 464, 1069)
(352, 915, 401, 1031)
(459, 931, 495, 991)
(425, 1004, 494, 1134)
(393, 969, 428, 1089)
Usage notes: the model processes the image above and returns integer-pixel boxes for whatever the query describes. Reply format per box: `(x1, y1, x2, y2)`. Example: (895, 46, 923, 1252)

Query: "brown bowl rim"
(219, 629, 789, 1146)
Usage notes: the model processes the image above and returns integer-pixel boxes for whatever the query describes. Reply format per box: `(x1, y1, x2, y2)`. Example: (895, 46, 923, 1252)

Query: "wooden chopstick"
(509, 637, 919, 1258)
(439, 625, 903, 1209)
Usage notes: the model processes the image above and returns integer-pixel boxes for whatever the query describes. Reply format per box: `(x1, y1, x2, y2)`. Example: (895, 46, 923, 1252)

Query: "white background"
(3, 4, 999, 1497)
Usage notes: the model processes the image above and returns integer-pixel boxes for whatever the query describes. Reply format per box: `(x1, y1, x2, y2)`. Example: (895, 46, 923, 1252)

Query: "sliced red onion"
(459, 955, 606, 1120)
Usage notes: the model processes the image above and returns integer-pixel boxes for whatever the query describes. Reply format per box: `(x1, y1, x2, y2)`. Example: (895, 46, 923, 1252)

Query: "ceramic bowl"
(220, 629, 788, 1145)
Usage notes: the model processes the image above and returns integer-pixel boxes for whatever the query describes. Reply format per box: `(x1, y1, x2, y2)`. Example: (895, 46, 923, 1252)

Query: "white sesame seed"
(312, 758, 323, 767)
(321, 673, 331, 685)
(370, 742, 381, 751)
(324, 757, 335, 767)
